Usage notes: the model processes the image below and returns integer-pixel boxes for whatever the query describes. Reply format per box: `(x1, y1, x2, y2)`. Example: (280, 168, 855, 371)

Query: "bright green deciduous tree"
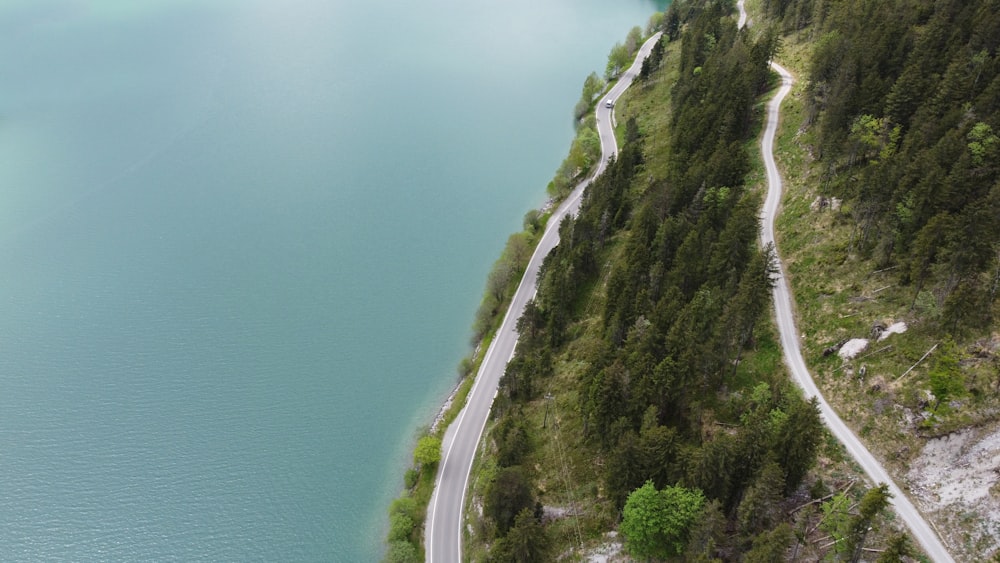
(967, 122, 998, 166)
(413, 435, 441, 466)
(605, 42, 630, 79)
(621, 480, 705, 560)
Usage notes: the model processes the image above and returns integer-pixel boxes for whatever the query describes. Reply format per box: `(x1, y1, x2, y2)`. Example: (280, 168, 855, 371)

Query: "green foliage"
(574, 72, 607, 120)
(494, 411, 532, 467)
(383, 540, 420, 563)
(736, 462, 785, 541)
(846, 484, 893, 562)
(488, 508, 549, 563)
(602, 22, 651, 82)
(387, 512, 414, 543)
(640, 35, 666, 81)
(877, 533, 916, 562)
(929, 338, 964, 410)
(646, 11, 664, 35)
(606, 42, 631, 79)
(667, 5, 778, 215)
(967, 122, 998, 166)
(818, 484, 893, 562)
(468, 1, 846, 558)
(389, 495, 420, 524)
(499, 347, 552, 404)
(743, 522, 794, 563)
(809, 477, 829, 499)
(414, 435, 441, 466)
(605, 409, 682, 508)
(621, 481, 705, 560)
(473, 232, 536, 342)
(403, 468, 418, 490)
(547, 116, 602, 198)
(800, 0, 1000, 328)
(625, 26, 643, 55)
(384, 495, 421, 563)
(684, 499, 727, 560)
(776, 396, 824, 493)
(568, 127, 601, 171)
(484, 466, 535, 536)
(820, 492, 853, 557)
(848, 114, 900, 164)
(522, 209, 542, 234)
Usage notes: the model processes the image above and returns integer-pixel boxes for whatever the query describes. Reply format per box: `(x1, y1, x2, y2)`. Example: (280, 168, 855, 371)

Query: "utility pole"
(542, 393, 554, 428)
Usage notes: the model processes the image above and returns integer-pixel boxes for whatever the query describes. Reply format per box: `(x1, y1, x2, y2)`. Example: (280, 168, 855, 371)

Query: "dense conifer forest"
(473, 2, 843, 561)
(773, 0, 1000, 333)
(452, 0, 1000, 561)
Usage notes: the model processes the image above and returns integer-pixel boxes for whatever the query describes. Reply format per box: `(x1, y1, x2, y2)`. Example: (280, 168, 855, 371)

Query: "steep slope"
(437, 0, 1000, 559)
(424, 33, 663, 563)
(759, 0, 1000, 559)
(761, 60, 952, 562)
(461, 2, 910, 561)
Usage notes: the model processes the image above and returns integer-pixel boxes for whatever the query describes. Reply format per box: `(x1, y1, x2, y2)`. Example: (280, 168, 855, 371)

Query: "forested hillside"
(451, 0, 1000, 560)
(760, 0, 1000, 557)
(462, 2, 913, 561)
(770, 0, 1000, 331)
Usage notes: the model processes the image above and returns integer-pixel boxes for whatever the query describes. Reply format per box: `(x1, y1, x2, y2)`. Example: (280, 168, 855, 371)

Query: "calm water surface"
(0, 0, 661, 559)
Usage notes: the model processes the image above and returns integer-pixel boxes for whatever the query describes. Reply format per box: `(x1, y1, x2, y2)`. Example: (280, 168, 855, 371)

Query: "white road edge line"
(425, 32, 661, 562)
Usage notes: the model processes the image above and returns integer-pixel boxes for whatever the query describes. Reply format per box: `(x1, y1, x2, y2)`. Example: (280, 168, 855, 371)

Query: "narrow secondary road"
(425, 33, 662, 563)
(759, 62, 955, 563)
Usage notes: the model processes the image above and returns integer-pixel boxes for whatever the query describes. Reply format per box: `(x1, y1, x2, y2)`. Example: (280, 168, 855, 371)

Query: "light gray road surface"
(424, 33, 662, 563)
(759, 61, 955, 563)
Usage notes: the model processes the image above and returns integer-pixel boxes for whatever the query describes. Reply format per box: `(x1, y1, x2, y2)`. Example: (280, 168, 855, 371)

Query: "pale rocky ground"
(879, 321, 908, 341)
(583, 532, 627, 563)
(907, 424, 1000, 560)
(839, 338, 869, 360)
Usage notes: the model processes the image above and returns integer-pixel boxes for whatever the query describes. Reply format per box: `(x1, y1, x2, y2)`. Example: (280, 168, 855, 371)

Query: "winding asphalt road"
(425, 33, 662, 563)
(759, 59, 955, 563)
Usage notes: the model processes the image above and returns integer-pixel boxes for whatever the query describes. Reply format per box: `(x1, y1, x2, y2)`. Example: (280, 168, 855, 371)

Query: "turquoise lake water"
(0, 0, 662, 559)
